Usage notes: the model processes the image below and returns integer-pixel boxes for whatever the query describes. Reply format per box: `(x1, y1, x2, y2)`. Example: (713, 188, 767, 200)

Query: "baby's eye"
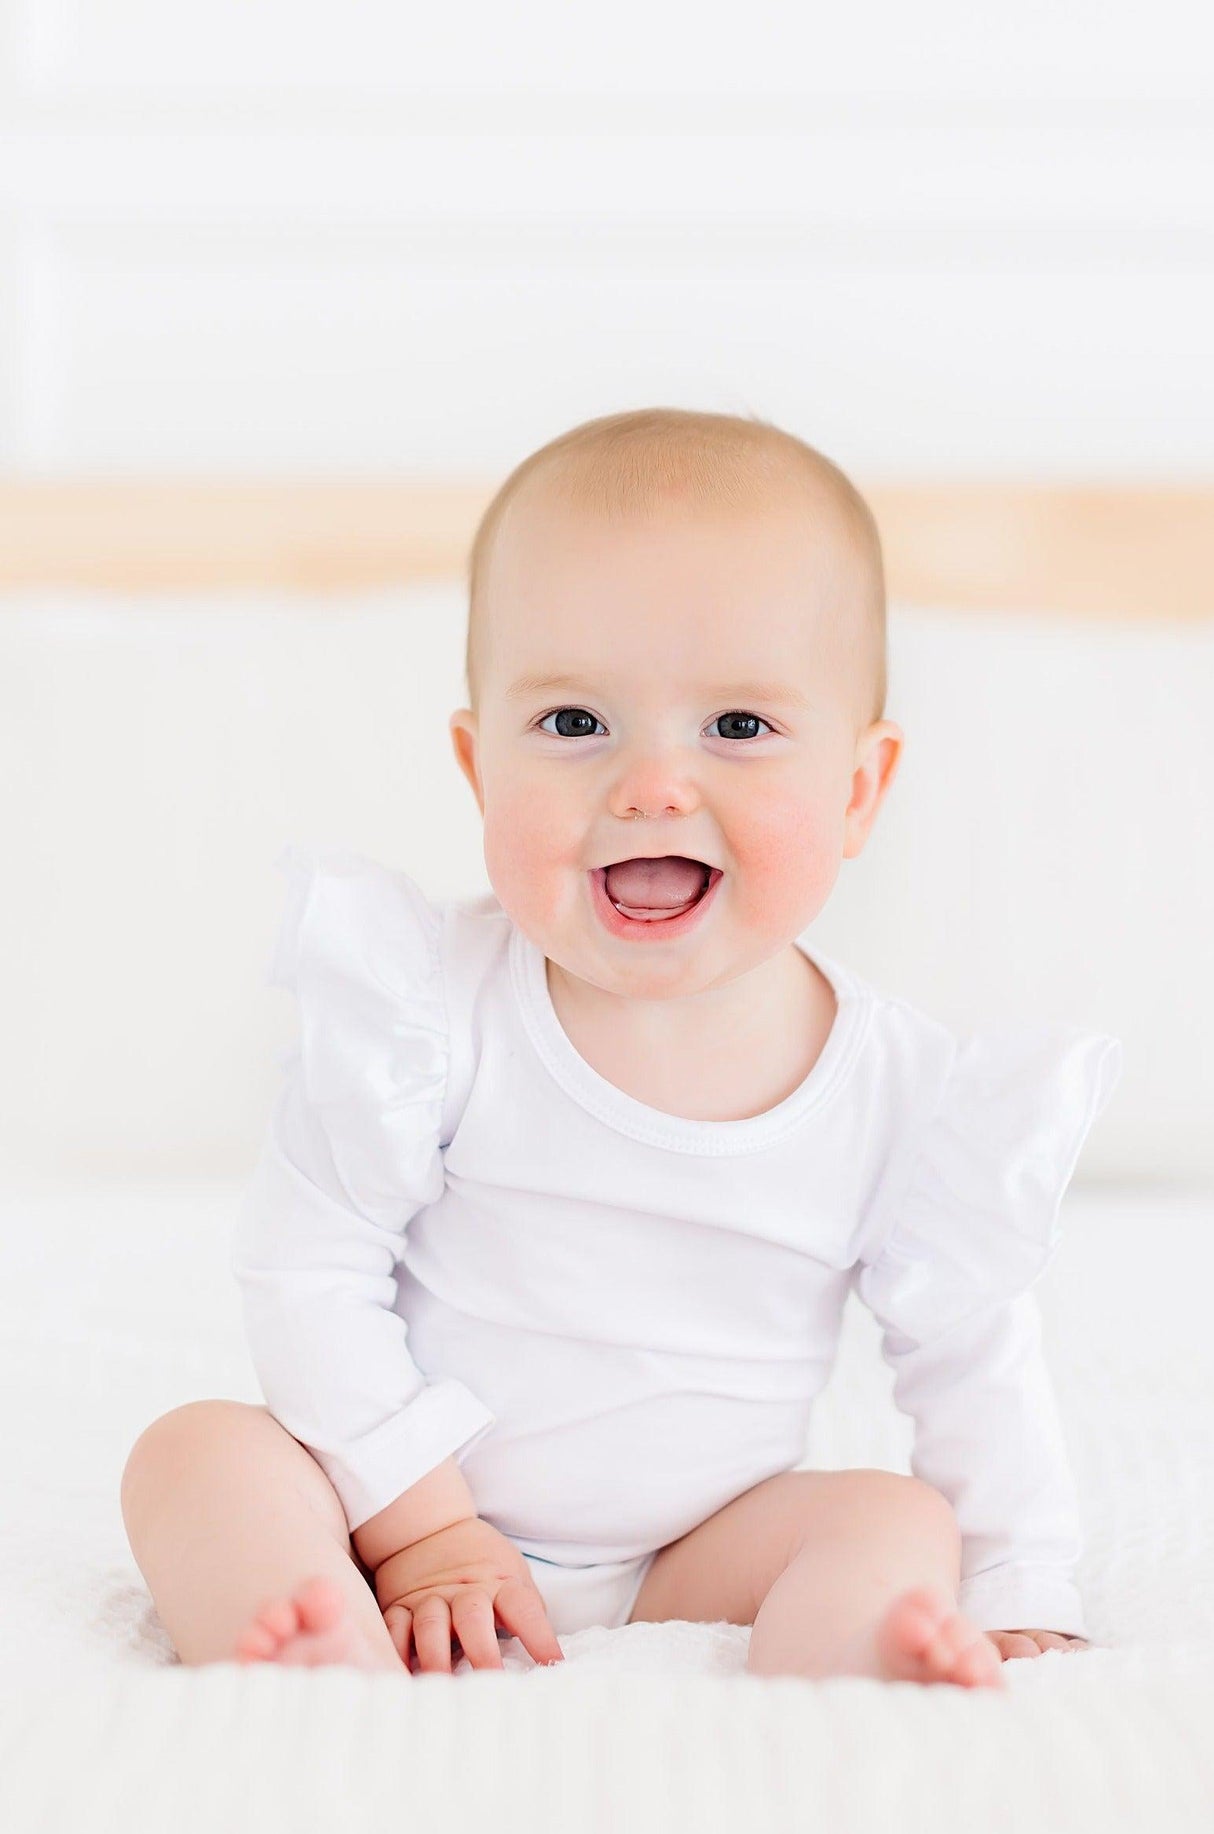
(535, 707, 775, 742)
(536, 707, 606, 739)
(711, 711, 773, 742)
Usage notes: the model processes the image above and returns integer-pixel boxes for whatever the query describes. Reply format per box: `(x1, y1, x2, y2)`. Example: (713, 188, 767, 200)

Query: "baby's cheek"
(728, 797, 841, 932)
(481, 791, 575, 932)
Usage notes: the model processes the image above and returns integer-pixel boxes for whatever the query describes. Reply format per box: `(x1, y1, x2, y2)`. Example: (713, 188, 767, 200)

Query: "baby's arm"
(232, 1069, 564, 1669)
(350, 1454, 479, 1570)
(231, 1066, 497, 1536)
(224, 849, 563, 1669)
(852, 1018, 1122, 1646)
(356, 1467, 565, 1672)
(857, 1277, 1088, 1641)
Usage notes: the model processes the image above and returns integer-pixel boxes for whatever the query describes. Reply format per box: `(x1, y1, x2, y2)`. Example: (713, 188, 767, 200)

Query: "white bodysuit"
(231, 847, 1123, 1639)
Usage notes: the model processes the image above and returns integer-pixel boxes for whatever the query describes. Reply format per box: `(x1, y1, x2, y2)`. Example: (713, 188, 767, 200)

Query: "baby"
(120, 407, 1122, 1687)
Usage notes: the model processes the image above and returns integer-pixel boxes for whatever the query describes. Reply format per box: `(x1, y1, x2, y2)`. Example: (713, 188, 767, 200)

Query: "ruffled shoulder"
(856, 1019, 1123, 1342)
(266, 844, 449, 1226)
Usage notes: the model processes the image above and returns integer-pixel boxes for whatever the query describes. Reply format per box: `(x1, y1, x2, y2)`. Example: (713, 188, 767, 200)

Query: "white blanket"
(2, 1176, 1212, 1833)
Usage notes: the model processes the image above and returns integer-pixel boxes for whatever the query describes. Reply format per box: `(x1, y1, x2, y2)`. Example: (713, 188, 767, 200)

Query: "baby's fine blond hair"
(464, 407, 887, 731)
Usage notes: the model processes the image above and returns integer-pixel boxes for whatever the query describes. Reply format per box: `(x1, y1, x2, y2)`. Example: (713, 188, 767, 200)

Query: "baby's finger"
(494, 1577, 565, 1667)
(411, 1595, 454, 1674)
(997, 1632, 1043, 1660)
(381, 1602, 413, 1671)
(450, 1587, 504, 1671)
(1033, 1632, 1075, 1653)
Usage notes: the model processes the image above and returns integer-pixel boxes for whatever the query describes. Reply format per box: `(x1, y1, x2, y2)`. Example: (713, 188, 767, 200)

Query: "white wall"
(1, 0, 1212, 477)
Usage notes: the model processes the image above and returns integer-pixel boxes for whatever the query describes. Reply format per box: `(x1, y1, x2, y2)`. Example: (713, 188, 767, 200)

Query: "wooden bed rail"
(0, 479, 1210, 618)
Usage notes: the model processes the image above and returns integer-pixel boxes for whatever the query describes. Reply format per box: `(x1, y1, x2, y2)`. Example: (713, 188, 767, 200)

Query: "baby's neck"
(545, 946, 835, 1124)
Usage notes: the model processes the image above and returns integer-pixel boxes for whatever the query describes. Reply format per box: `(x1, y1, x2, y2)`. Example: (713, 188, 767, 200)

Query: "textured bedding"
(2, 1173, 1213, 1833)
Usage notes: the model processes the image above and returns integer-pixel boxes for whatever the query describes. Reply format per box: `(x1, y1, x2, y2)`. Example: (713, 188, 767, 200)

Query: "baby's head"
(450, 407, 903, 1001)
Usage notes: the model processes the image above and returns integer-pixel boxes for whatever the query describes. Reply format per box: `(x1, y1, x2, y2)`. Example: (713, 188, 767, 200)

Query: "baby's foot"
(872, 1586, 1004, 1689)
(234, 1575, 399, 1673)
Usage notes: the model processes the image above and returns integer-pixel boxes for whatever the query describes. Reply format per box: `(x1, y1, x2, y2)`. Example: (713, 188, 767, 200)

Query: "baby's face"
(450, 479, 901, 1002)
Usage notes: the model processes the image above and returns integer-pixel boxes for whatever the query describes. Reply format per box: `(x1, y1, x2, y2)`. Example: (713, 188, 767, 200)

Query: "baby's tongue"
(604, 855, 708, 917)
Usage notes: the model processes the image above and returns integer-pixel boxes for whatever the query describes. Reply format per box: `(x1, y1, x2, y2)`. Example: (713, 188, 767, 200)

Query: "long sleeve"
(230, 847, 496, 1533)
(854, 1019, 1124, 1637)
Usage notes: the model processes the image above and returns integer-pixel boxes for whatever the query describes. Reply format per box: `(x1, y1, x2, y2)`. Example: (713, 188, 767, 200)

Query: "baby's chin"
(543, 908, 817, 1012)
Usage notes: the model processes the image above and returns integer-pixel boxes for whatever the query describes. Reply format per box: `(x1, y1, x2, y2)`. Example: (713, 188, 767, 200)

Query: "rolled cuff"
(307, 1378, 497, 1533)
(958, 1566, 1087, 1639)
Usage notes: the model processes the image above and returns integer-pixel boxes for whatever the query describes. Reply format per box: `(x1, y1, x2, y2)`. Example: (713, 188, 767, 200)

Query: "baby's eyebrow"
(505, 671, 814, 710)
(505, 672, 592, 700)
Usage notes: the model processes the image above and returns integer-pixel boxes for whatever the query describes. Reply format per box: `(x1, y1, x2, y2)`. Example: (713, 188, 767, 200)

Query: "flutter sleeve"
(854, 1019, 1124, 1637)
(230, 846, 496, 1533)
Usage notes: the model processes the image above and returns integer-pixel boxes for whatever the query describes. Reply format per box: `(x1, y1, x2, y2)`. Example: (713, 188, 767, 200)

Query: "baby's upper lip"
(593, 853, 719, 870)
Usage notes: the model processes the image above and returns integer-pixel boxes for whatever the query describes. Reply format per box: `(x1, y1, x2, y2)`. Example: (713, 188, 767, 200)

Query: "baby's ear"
(841, 720, 904, 859)
(449, 710, 484, 815)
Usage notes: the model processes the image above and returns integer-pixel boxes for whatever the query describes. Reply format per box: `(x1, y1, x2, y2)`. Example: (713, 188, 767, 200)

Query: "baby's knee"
(807, 1469, 960, 1557)
(854, 1471, 961, 1561)
(893, 1473, 958, 1542)
(120, 1400, 267, 1518)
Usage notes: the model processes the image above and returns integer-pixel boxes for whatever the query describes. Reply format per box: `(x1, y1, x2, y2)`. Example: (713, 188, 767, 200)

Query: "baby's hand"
(986, 1628, 1089, 1660)
(373, 1515, 565, 1674)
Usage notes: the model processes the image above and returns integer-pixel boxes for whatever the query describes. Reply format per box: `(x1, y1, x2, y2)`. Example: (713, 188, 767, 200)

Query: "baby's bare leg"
(120, 1400, 400, 1670)
(629, 1468, 1002, 1687)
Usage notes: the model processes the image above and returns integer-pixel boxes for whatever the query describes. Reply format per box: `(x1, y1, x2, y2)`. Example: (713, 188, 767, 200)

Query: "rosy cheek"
(726, 799, 843, 924)
(482, 792, 570, 929)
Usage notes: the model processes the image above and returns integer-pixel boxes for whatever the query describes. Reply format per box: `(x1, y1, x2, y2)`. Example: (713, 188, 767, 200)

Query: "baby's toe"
(235, 1620, 283, 1660)
(890, 1587, 960, 1671)
(293, 1577, 346, 1634)
(920, 1609, 979, 1678)
(875, 1589, 1004, 1689)
(874, 1587, 952, 1679)
(251, 1596, 301, 1643)
(891, 1586, 952, 1655)
(953, 1635, 1004, 1689)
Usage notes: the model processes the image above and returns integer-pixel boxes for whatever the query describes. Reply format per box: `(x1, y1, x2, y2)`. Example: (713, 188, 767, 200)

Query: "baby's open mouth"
(596, 856, 719, 921)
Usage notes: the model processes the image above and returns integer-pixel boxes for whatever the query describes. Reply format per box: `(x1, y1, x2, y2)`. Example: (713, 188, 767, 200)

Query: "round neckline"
(507, 921, 870, 1156)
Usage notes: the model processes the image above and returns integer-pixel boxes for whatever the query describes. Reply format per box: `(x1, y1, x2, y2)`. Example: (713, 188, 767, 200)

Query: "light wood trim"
(865, 484, 1213, 620)
(0, 480, 487, 592)
(0, 478, 1210, 617)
